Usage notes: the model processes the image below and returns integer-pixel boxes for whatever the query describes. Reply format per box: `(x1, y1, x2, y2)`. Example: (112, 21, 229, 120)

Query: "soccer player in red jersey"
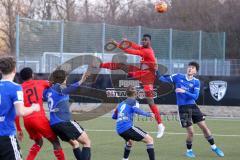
(15, 67, 65, 160)
(100, 34, 165, 138)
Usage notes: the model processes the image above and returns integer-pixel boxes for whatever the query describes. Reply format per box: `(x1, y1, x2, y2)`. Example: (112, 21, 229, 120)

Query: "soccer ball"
(155, 1, 168, 13)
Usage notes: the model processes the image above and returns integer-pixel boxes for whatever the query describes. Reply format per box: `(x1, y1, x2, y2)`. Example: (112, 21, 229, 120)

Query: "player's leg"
(185, 126, 196, 158)
(0, 135, 23, 160)
(77, 131, 91, 160)
(51, 121, 83, 160)
(193, 105, 224, 158)
(142, 134, 155, 160)
(143, 84, 165, 138)
(129, 126, 155, 160)
(68, 139, 82, 160)
(122, 140, 133, 160)
(178, 105, 196, 158)
(39, 117, 65, 160)
(23, 120, 43, 160)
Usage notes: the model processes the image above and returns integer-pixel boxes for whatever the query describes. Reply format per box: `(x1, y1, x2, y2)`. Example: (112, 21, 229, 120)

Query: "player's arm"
(62, 71, 90, 94)
(132, 106, 152, 117)
(127, 40, 141, 50)
(122, 48, 144, 57)
(15, 116, 24, 141)
(185, 80, 200, 100)
(15, 116, 22, 132)
(13, 86, 40, 116)
(159, 73, 178, 84)
(112, 107, 118, 120)
(15, 103, 40, 116)
(175, 80, 200, 100)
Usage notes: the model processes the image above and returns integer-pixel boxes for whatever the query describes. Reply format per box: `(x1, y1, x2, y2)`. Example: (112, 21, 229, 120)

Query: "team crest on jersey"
(209, 81, 227, 101)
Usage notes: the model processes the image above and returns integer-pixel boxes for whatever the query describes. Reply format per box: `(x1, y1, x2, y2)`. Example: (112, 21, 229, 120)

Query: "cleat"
(185, 151, 196, 158)
(157, 123, 165, 138)
(212, 147, 224, 157)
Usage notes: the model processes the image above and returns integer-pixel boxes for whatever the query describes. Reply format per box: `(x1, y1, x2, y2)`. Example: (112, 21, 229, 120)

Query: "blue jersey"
(112, 98, 151, 134)
(0, 80, 23, 136)
(159, 74, 200, 106)
(43, 82, 80, 125)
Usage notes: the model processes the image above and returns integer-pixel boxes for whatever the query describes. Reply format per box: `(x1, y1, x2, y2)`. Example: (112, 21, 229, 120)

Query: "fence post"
(16, 15, 20, 71)
(169, 28, 173, 73)
(102, 23, 106, 58)
(138, 26, 142, 45)
(60, 20, 64, 64)
(214, 58, 217, 76)
(223, 32, 226, 61)
(199, 30, 202, 75)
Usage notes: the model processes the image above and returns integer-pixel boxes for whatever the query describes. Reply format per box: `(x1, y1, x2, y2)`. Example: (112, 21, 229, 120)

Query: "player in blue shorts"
(43, 69, 91, 160)
(0, 57, 40, 160)
(112, 85, 155, 160)
(158, 61, 224, 158)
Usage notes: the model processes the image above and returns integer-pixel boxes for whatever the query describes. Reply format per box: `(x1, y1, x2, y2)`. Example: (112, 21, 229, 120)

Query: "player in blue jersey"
(112, 85, 155, 160)
(43, 69, 91, 160)
(0, 56, 40, 160)
(158, 61, 224, 158)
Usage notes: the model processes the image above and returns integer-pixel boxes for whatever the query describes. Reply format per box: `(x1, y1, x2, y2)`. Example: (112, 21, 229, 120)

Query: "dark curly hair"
(49, 69, 67, 84)
(20, 67, 33, 81)
(188, 61, 199, 72)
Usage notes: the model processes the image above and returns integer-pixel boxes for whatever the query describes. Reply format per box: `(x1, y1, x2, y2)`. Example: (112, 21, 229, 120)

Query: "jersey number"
(26, 87, 39, 104)
(119, 104, 126, 117)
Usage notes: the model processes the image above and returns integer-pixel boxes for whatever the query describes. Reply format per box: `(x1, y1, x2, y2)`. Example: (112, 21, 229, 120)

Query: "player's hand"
(111, 40, 119, 47)
(79, 71, 91, 84)
(175, 88, 186, 93)
(32, 103, 40, 112)
(17, 131, 24, 142)
(150, 112, 155, 118)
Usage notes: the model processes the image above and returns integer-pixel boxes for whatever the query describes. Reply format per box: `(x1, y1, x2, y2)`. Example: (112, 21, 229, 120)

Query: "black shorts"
(51, 121, 84, 142)
(178, 104, 205, 128)
(119, 126, 147, 142)
(0, 135, 22, 160)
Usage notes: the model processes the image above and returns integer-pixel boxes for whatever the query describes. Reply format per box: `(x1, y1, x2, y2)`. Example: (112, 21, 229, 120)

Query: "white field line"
(86, 129, 240, 137)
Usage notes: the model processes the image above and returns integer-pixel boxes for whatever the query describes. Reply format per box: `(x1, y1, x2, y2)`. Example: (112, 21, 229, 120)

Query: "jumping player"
(112, 85, 155, 160)
(43, 70, 91, 160)
(158, 61, 224, 158)
(0, 57, 40, 160)
(100, 34, 165, 138)
(15, 67, 65, 160)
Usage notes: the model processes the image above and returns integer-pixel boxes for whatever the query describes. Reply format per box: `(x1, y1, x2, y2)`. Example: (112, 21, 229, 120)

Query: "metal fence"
(16, 16, 238, 76)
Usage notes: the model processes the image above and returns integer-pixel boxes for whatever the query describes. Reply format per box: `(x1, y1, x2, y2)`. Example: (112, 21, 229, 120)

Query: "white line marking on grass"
(86, 129, 240, 137)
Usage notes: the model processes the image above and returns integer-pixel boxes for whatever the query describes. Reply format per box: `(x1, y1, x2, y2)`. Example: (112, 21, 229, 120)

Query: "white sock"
(211, 144, 217, 150)
(158, 123, 164, 128)
(187, 149, 192, 152)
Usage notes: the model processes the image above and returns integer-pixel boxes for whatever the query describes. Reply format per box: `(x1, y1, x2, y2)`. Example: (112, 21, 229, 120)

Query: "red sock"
(149, 104, 162, 124)
(26, 144, 41, 160)
(100, 63, 121, 70)
(54, 149, 66, 160)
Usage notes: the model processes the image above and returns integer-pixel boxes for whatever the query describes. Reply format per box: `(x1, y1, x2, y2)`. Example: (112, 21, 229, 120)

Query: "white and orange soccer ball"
(155, 1, 168, 13)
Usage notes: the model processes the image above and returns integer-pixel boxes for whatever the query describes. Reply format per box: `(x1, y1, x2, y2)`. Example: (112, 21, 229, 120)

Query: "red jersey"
(123, 42, 158, 71)
(21, 80, 49, 119)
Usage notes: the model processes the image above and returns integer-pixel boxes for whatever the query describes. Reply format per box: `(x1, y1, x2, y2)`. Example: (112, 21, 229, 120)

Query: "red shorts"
(23, 116, 57, 142)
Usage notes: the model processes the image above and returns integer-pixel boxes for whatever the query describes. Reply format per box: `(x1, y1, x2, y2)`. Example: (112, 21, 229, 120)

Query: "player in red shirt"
(99, 34, 165, 138)
(15, 67, 65, 160)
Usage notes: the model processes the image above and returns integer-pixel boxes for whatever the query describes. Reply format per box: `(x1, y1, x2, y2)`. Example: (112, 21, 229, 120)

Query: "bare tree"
(53, 0, 77, 21)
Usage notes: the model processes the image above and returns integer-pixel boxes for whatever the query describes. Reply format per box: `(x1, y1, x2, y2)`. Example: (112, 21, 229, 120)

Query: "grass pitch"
(19, 116, 240, 160)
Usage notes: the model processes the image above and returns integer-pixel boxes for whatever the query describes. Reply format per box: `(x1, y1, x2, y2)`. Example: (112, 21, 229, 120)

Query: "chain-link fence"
(16, 16, 234, 75)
